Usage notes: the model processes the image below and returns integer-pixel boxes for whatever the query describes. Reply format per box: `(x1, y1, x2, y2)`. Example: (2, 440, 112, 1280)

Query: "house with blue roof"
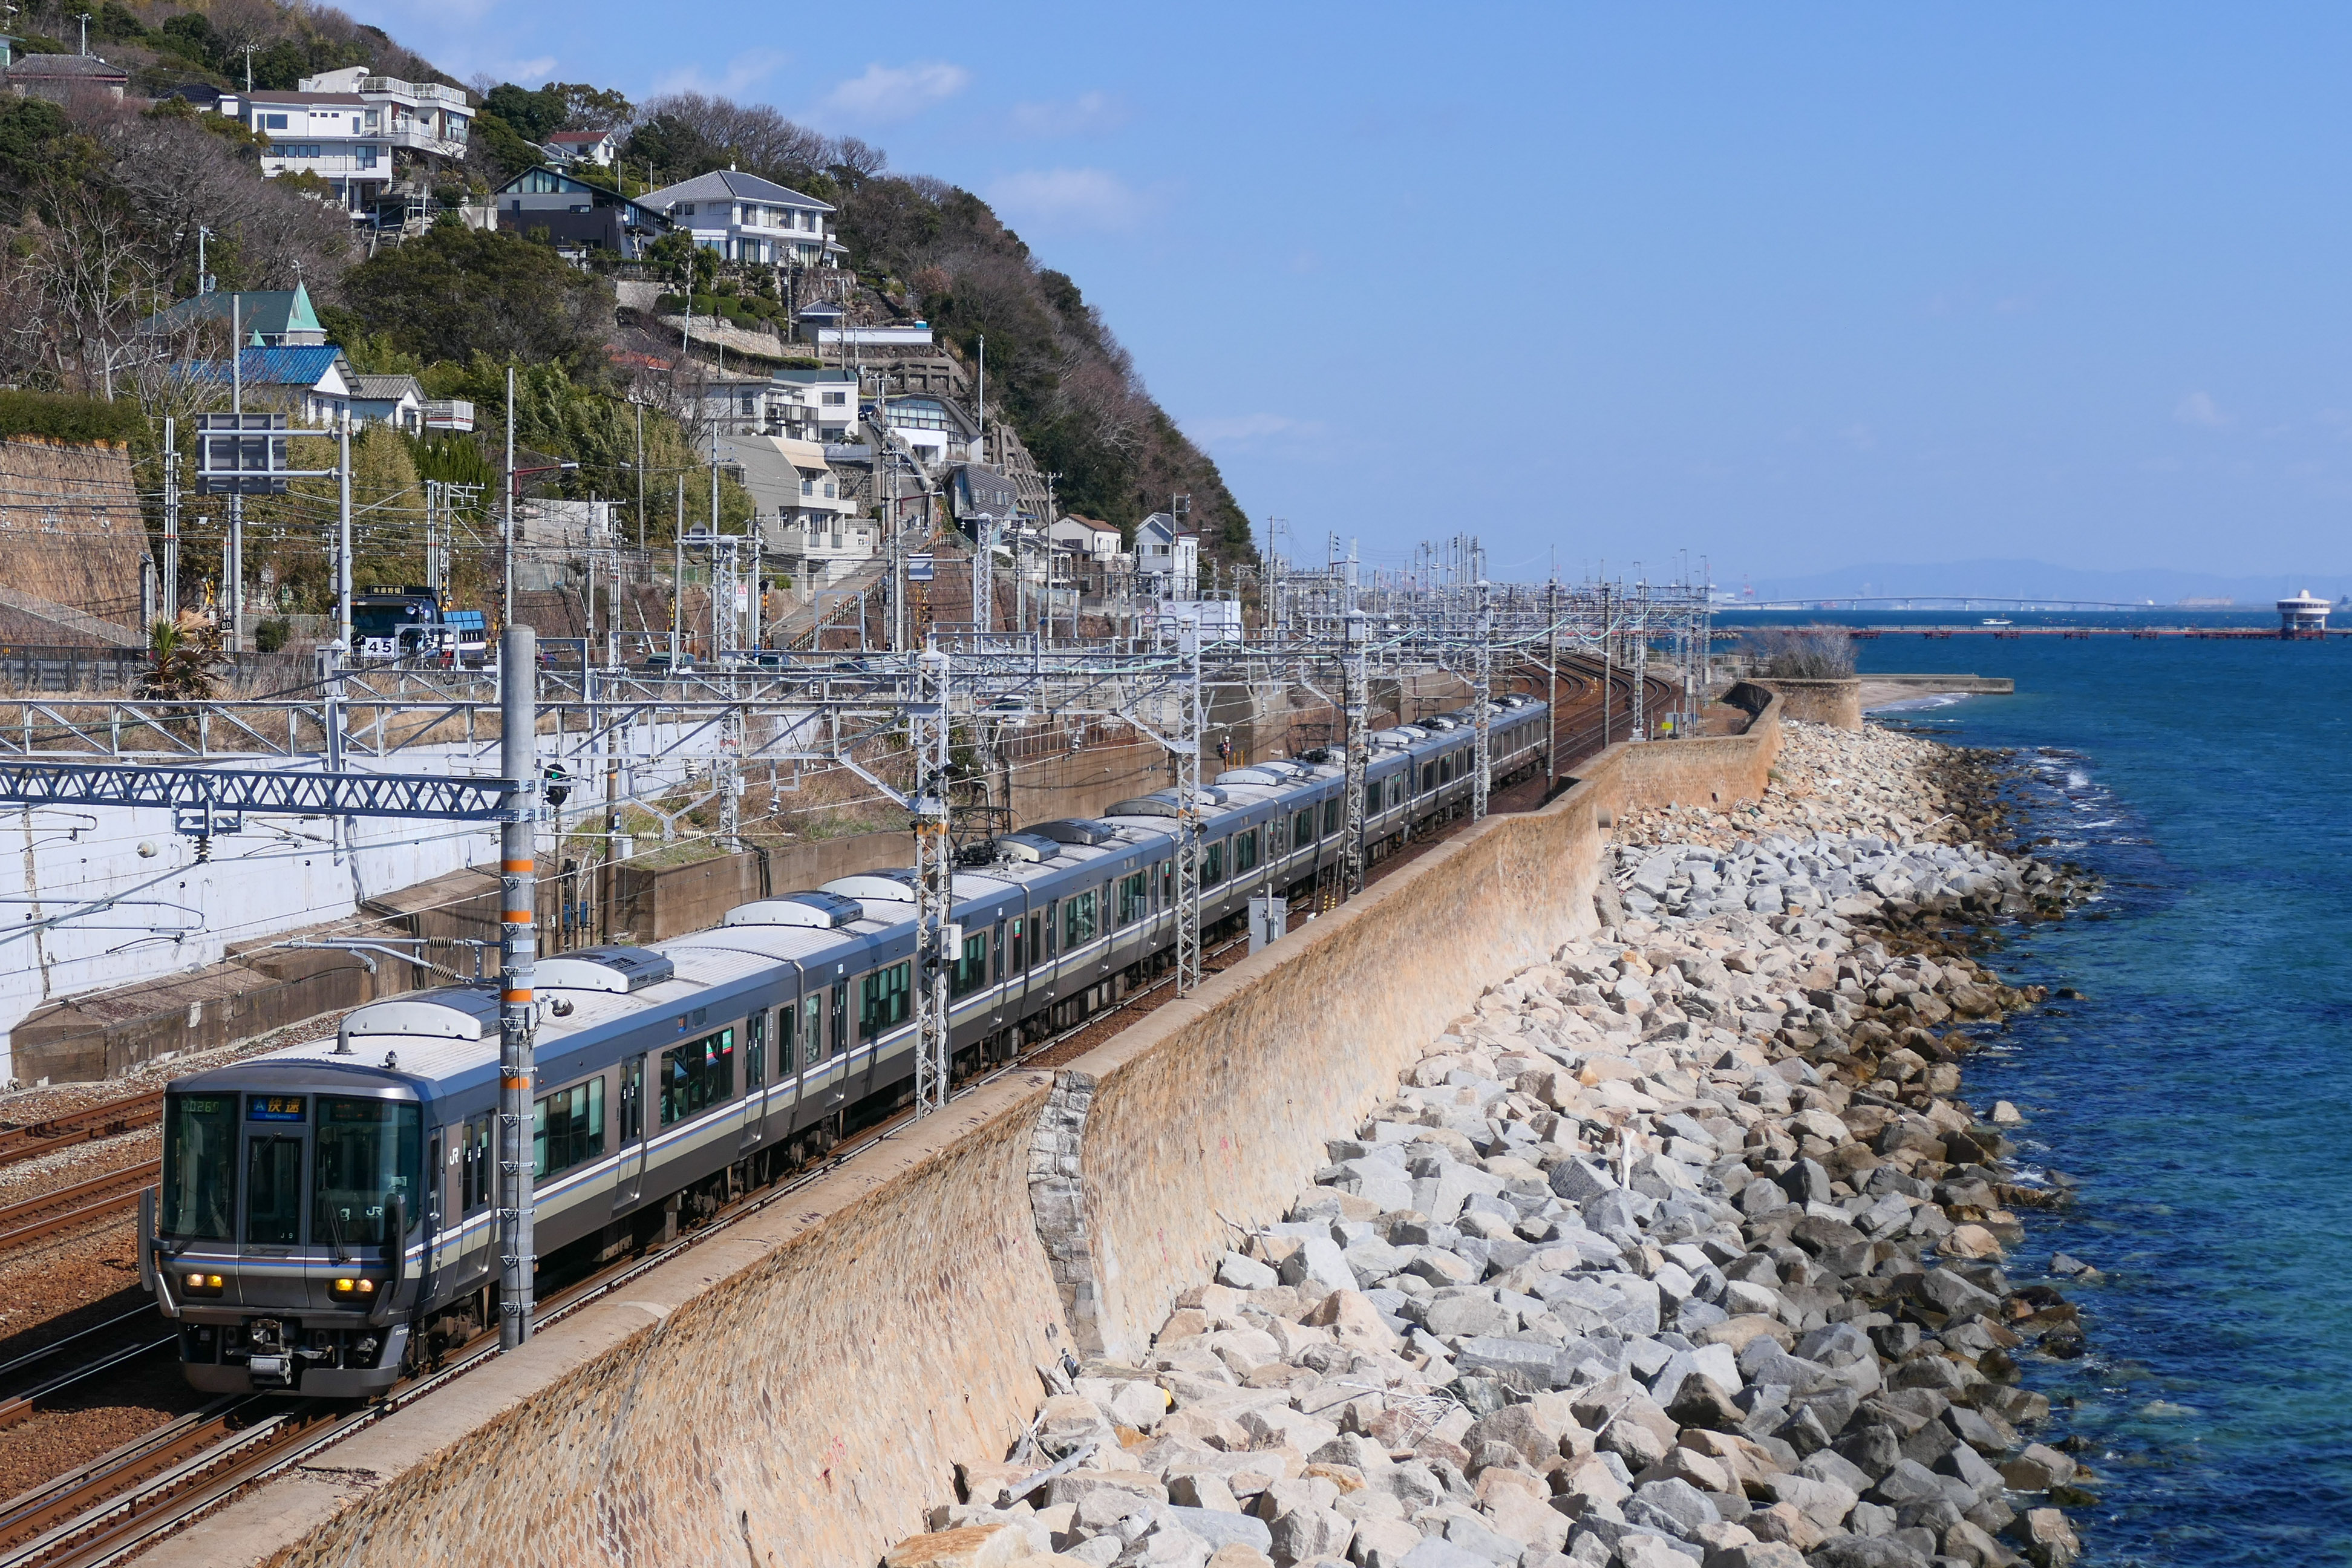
(181, 347, 357, 426)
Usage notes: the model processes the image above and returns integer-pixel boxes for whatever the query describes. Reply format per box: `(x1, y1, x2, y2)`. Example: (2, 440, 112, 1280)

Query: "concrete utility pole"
(1471, 582, 1492, 822)
(910, 642, 953, 1114)
(496, 624, 538, 1350)
(503, 366, 516, 626)
(161, 419, 179, 622)
(1342, 610, 1368, 898)
(226, 298, 243, 653)
(335, 414, 353, 655)
(1173, 623, 1204, 993)
(1545, 577, 1560, 791)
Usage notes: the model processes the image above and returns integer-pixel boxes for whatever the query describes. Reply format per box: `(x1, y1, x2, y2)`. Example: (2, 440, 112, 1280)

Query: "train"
(139, 697, 1553, 1395)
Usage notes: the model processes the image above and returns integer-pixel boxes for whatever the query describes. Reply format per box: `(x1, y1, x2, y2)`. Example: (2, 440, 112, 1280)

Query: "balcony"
(382, 122, 466, 157)
(358, 76, 469, 108)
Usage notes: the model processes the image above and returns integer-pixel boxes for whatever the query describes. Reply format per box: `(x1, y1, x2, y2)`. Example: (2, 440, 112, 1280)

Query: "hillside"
(0, 0, 1255, 567)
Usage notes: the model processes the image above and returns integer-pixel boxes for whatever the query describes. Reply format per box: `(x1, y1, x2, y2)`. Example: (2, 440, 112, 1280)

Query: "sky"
(356, 0, 2352, 590)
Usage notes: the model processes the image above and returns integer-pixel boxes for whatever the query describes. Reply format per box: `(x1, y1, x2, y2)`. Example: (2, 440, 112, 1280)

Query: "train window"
(428, 1129, 444, 1223)
(950, 932, 989, 999)
(1322, 799, 1341, 835)
(659, 1029, 736, 1125)
(1420, 763, 1436, 792)
(1116, 871, 1148, 927)
(313, 1097, 423, 1245)
(246, 1135, 303, 1246)
(829, 987, 848, 1055)
(1009, 918, 1027, 975)
(1390, 779, 1405, 808)
(1045, 901, 1060, 957)
(1233, 829, 1259, 877)
(1157, 860, 1172, 908)
(746, 1010, 767, 1091)
(777, 1005, 797, 1075)
(802, 993, 826, 1062)
(860, 962, 911, 1040)
(1204, 838, 1226, 885)
(160, 1094, 236, 1241)
(532, 1077, 606, 1182)
(618, 1063, 644, 1146)
(1267, 818, 1285, 856)
(1063, 889, 1097, 949)
(1292, 808, 1315, 846)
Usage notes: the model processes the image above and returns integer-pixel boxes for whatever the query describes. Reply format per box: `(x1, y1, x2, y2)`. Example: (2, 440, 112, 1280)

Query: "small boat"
(1981, 618, 2013, 627)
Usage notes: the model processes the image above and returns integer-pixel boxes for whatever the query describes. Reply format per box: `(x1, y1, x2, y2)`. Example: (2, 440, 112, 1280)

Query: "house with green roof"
(142, 284, 330, 348)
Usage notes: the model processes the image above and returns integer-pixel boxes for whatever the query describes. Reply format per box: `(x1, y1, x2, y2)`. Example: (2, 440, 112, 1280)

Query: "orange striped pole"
(497, 624, 537, 1350)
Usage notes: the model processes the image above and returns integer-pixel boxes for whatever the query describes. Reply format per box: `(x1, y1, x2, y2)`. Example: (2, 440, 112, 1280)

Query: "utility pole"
(1545, 577, 1560, 791)
(495, 624, 538, 1350)
(161, 418, 180, 622)
(1342, 610, 1368, 898)
(225, 298, 243, 653)
(502, 365, 516, 627)
(336, 414, 353, 656)
(671, 475, 684, 664)
(1471, 582, 1492, 822)
(1173, 623, 1203, 993)
(240, 42, 258, 90)
(634, 400, 646, 552)
(910, 642, 953, 1114)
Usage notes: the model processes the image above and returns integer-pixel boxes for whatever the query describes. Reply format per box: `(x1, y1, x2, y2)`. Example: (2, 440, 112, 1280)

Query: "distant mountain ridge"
(1741, 558, 2351, 606)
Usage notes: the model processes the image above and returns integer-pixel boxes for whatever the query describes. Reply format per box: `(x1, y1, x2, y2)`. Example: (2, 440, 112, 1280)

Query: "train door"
(612, 1056, 647, 1212)
(456, 1113, 492, 1278)
(775, 984, 806, 1123)
(740, 1008, 769, 1152)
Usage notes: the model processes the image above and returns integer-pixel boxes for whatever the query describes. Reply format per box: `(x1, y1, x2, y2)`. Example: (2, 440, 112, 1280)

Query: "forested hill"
(0, 0, 1253, 561)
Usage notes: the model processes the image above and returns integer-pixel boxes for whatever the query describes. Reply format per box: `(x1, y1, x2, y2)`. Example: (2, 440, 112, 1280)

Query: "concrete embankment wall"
(171, 698, 1782, 1568)
(1756, 676, 1862, 730)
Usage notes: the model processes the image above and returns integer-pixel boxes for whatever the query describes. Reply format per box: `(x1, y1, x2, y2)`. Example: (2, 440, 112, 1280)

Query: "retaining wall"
(165, 701, 1782, 1568)
(1756, 676, 1861, 730)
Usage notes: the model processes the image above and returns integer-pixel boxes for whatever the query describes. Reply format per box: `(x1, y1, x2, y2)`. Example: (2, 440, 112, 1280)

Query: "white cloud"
(817, 61, 970, 126)
(503, 55, 557, 82)
(2175, 391, 2230, 428)
(985, 167, 1149, 232)
(1189, 414, 1302, 443)
(652, 49, 790, 99)
(1005, 90, 1127, 139)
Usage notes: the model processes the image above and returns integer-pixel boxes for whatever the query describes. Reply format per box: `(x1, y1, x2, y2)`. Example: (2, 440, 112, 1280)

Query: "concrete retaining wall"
(1756, 677, 1861, 730)
(173, 702, 1782, 1568)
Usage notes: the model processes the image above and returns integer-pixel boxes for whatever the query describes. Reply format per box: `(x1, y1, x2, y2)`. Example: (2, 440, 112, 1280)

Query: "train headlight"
(330, 1277, 379, 1302)
(182, 1272, 225, 1297)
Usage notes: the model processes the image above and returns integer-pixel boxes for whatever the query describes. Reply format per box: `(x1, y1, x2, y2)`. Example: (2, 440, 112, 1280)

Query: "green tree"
(330, 224, 613, 368)
(466, 111, 543, 179)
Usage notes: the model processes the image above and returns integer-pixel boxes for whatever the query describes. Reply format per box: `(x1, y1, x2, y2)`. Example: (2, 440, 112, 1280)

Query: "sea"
(1719, 610, 2352, 1566)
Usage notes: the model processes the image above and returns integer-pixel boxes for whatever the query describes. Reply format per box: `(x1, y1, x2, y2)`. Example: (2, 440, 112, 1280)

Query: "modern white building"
(221, 90, 391, 212)
(2278, 590, 2331, 637)
(639, 169, 840, 267)
(769, 370, 861, 442)
(296, 68, 471, 158)
(348, 373, 424, 434)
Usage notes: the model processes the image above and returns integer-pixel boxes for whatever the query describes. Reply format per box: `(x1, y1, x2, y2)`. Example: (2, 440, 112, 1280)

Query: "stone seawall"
(161, 704, 1783, 1568)
(1756, 678, 1863, 731)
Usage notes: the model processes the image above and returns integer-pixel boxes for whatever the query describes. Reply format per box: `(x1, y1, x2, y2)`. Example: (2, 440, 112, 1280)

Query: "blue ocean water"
(1838, 630, 2352, 1566)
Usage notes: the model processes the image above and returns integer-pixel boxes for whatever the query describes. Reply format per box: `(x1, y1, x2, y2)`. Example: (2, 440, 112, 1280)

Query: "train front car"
(150, 1056, 431, 1396)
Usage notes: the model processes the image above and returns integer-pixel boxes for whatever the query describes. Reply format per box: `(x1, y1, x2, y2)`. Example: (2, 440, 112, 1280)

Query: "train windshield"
(160, 1093, 237, 1241)
(313, 1097, 422, 1247)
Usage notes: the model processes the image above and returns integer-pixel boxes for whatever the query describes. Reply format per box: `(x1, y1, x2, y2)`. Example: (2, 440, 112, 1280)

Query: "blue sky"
(359, 1, 2352, 589)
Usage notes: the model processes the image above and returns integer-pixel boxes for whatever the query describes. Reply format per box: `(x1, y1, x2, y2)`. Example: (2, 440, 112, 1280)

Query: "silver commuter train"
(140, 698, 1551, 1394)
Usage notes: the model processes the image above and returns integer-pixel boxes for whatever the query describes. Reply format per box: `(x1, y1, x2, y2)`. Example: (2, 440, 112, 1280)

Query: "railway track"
(0, 1166, 155, 1258)
(0, 1099, 163, 1174)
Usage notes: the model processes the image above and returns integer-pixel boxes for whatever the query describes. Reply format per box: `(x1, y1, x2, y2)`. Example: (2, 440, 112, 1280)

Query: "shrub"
(254, 617, 292, 653)
(0, 390, 147, 446)
(1750, 626, 1857, 680)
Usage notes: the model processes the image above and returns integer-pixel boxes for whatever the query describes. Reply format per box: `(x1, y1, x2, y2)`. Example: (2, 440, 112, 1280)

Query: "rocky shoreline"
(881, 722, 2097, 1568)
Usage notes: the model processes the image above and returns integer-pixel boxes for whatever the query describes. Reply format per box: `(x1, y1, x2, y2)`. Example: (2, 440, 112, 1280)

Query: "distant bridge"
(1726, 596, 2250, 612)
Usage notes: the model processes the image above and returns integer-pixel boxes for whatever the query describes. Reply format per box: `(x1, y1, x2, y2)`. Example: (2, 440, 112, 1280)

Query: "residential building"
(348, 374, 424, 433)
(714, 434, 870, 592)
(4, 50, 129, 102)
(544, 128, 618, 166)
(639, 170, 838, 266)
(769, 370, 861, 442)
(143, 284, 330, 348)
(1135, 512, 1200, 600)
(683, 375, 782, 437)
(185, 347, 357, 426)
(492, 165, 668, 260)
(820, 322, 934, 350)
(296, 67, 471, 159)
(1049, 515, 1122, 562)
(950, 465, 1022, 529)
(870, 389, 978, 469)
(218, 90, 391, 213)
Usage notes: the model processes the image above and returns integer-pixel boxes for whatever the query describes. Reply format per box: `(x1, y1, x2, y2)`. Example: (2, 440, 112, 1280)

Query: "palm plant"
(141, 610, 225, 702)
